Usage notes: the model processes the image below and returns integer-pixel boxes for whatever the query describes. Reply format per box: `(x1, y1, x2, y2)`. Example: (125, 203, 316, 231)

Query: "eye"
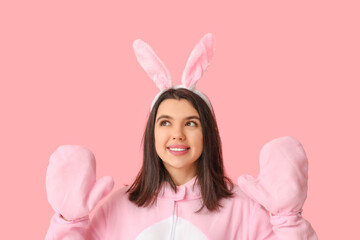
(160, 120, 170, 126)
(186, 121, 198, 127)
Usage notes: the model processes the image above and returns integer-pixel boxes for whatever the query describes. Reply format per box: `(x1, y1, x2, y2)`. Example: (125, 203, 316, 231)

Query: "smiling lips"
(167, 144, 190, 155)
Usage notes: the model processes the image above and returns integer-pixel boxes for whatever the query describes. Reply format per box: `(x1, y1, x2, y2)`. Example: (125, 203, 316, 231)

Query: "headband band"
(133, 33, 215, 111)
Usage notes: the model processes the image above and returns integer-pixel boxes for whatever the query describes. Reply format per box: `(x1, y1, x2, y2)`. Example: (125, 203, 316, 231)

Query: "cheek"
(154, 128, 167, 150)
(193, 131, 204, 154)
(154, 138, 162, 158)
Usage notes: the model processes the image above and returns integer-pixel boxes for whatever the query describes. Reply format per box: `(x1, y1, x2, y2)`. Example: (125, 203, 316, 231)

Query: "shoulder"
(108, 185, 132, 203)
(100, 185, 134, 212)
(110, 185, 131, 198)
(222, 184, 259, 210)
(230, 184, 270, 217)
(211, 184, 268, 227)
(231, 184, 252, 200)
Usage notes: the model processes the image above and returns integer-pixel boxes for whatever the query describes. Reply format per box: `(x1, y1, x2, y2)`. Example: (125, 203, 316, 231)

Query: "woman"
(45, 33, 317, 239)
(126, 88, 234, 213)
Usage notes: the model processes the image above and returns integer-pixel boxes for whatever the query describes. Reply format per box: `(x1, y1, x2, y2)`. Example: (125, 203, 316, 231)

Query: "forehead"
(156, 99, 199, 117)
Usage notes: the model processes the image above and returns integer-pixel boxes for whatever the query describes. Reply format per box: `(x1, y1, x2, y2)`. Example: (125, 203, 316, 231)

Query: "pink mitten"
(46, 145, 114, 221)
(238, 136, 308, 215)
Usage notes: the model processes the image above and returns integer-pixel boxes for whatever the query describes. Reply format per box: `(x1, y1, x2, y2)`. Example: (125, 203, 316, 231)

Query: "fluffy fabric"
(181, 33, 215, 90)
(46, 145, 114, 220)
(133, 33, 215, 111)
(45, 139, 317, 239)
(238, 136, 308, 216)
(133, 39, 172, 91)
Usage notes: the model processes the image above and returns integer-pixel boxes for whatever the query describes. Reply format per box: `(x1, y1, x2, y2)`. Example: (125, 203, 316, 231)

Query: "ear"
(133, 39, 172, 91)
(181, 33, 215, 90)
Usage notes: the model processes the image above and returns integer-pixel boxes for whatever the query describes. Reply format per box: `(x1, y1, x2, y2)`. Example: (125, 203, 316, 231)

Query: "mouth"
(167, 145, 190, 155)
(167, 147, 190, 152)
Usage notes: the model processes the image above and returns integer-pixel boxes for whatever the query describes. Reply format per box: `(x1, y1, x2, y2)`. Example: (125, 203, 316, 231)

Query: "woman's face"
(154, 99, 203, 185)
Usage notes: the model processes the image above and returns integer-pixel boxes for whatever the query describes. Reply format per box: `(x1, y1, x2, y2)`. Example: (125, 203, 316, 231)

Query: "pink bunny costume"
(45, 34, 318, 239)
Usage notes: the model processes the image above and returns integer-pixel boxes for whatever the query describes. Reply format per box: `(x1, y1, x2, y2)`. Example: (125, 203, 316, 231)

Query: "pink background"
(1, 0, 359, 239)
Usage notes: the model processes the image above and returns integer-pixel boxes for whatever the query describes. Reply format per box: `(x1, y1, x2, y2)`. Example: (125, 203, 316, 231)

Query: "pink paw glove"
(46, 145, 114, 221)
(238, 136, 308, 216)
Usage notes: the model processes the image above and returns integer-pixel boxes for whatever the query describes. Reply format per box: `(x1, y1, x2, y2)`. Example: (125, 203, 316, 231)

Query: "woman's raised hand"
(46, 145, 114, 221)
(238, 136, 309, 216)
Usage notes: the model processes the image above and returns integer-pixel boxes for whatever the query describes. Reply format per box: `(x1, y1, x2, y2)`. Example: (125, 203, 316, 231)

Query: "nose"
(171, 125, 186, 141)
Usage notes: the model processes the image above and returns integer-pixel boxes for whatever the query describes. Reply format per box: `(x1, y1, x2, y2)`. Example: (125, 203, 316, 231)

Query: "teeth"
(169, 148, 188, 152)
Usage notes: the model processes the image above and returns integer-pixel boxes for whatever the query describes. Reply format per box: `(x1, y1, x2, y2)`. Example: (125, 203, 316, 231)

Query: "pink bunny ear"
(133, 39, 172, 91)
(181, 33, 215, 90)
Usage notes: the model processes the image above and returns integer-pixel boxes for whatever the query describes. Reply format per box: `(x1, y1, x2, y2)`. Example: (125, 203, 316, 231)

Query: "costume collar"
(158, 177, 202, 201)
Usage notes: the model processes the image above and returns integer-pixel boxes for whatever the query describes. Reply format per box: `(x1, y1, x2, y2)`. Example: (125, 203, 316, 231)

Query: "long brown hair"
(127, 88, 233, 212)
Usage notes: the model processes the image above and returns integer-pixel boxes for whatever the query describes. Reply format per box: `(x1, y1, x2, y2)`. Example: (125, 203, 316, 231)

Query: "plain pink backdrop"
(1, 0, 359, 239)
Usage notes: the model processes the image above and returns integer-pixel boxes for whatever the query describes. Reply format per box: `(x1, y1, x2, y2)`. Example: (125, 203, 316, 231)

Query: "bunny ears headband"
(133, 33, 215, 111)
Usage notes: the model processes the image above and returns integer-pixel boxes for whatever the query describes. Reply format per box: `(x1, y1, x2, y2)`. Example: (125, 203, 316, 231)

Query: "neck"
(168, 169, 197, 186)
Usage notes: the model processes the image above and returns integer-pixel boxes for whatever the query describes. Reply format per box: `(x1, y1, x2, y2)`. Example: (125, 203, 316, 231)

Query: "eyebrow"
(156, 115, 200, 122)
